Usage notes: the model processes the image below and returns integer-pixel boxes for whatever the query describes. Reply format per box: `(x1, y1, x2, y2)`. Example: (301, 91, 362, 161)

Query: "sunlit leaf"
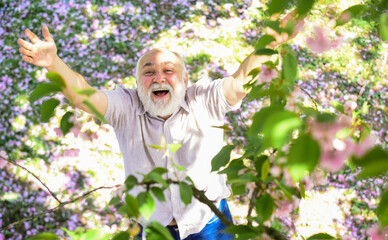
(255, 194, 274, 223)
(137, 192, 155, 221)
(261, 159, 270, 181)
(264, 19, 282, 34)
(282, 52, 298, 85)
(211, 145, 235, 171)
(284, 20, 295, 36)
(227, 172, 257, 184)
(60, 111, 74, 135)
(179, 182, 193, 206)
(125, 194, 140, 218)
(247, 106, 284, 142)
(329, 100, 345, 113)
(144, 168, 168, 188)
(29, 83, 61, 103)
(255, 34, 276, 50)
(288, 134, 321, 182)
(79, 229, 110, 240)
(82, 99, 107, 124)
(262, 110, 302, 148)
(3, 192, 19, 202)
(144, 221, 174, 240)
(168, 143, 181, 153)
(211, 125, 232, 131)
(46, 71, 66, 89)
(40, 98, 60, 122)
(73, 86, 97, 97)
(148, 144, 163, 150)
(27, 233, 60, 240)
(360, 101, 369, 114)
(306, 233, 336, 239)
(379, 14, 388, 41)
(336, 4, 369, 27)
(376, 190, 388, 226)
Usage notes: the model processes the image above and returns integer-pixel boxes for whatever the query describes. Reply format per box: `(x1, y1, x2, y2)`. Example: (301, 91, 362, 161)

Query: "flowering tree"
(1, 0, 388, 239)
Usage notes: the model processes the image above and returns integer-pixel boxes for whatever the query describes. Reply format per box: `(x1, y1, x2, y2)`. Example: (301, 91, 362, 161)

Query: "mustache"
(148, 83, 173, 93)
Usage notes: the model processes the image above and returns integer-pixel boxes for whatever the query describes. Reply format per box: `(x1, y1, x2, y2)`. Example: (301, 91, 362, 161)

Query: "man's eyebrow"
(142, 62, 154, 68)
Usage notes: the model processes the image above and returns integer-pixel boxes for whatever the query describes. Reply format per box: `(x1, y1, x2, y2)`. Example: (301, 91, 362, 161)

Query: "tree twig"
(1, 184, 121, 231)
(0, 155, 62, 204)
(299, 86, 319, 110)
(247, 185, 261, 226)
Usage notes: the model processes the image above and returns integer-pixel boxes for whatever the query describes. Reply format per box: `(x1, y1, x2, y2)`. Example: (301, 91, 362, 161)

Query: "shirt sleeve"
(189, 78, 242, 122)
(103, 85, 137, 130)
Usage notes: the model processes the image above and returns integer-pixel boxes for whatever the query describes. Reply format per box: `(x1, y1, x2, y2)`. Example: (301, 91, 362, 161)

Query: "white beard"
(137, 81, 185, 118)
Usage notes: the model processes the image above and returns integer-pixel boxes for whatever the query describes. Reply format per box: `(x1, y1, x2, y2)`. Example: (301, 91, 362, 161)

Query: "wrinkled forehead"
(139, 49, 181, 69)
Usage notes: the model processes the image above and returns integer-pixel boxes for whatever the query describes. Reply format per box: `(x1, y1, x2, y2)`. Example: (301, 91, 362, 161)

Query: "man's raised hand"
(18, 26, 57, 68)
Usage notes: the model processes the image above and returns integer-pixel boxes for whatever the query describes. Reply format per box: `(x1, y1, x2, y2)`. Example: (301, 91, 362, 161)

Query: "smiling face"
(136, 48, 188, 119)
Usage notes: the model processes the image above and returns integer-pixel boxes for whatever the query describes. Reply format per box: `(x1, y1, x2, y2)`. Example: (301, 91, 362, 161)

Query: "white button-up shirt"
(103, 78, 240, 238)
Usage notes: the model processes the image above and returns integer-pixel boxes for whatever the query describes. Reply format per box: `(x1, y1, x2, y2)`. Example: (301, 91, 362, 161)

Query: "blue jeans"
(137, 199, 234, 240)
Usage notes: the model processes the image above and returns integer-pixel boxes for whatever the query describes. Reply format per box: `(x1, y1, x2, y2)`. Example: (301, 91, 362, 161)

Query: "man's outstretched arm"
(222, 12, 304, 106)
(18, 26, 108, 116)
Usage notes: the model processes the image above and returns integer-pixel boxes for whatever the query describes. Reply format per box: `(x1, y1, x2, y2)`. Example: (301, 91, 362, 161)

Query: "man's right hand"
(18, 26, 57, 68)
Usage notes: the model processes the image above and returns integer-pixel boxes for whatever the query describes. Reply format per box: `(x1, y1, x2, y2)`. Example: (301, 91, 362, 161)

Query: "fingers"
(19, 46, 32, 57)
(22, 55, 34, 64)
(17, 38, 33, 50)
(24, 29, 41, 44)
(42, 26, 54, 42)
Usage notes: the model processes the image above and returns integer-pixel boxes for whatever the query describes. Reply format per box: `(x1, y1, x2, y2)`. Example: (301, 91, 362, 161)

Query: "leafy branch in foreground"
(0, 155, 120, 231)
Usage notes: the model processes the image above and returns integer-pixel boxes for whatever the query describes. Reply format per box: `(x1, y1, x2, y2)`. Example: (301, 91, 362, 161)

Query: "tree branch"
(1, 184, 121, 231)
(299, 86, 319, 110)
(247, 185, 261, 225)
(0, 155, 62, 204)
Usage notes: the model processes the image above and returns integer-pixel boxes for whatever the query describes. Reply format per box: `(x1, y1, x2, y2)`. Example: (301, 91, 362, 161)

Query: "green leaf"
(137, 192, 155, 221)
(219, 159, 246, 174)
(82, 99, 107, 124)
(267, 0, 289, 15)
(79, 229, 110, 240)
(261, 159, 270, 181)
(144, 221, 174, 240)
(247, 105, 284, 142)
(329, 100, 345, 113)
(73, 86, 97, 97)
(380, 14, 388, 41)
(109, 196, 121, 206)
(124, 175, 138, 190)
(168, 143, 181, 153)
(262, 110, 302, 148)
(211, 145, 235, 171)
(288, 134, 321, 182)
(40, 98, 60, 122)
(306, 233, 336, 239)
(264, 19, 282, 34)
(125, 194, 140, 218)
(284, 19, 295, 36)
(46, 71, 66, 88)
(179, 182, 193, 206)
(376, 190, 388, 226)
(148, 144, 163, 150)
(211, 125, 232, 131)
(316, 112, 337, 123)
(296, 0, 316, 17)
(231, 183, 246, 195)
(60, 111, 74, 135)
(27, 233, 60, 240)
(255, 194, 274, 223)
(274, 179, 292, 200)
(151, 187, 166, 202)
(3, 192, 20, 202)
(352, 147, 388, 179)
(224, 225, 259, 239)
(29, 83, 61, 103)
(227, 172, 257, 184)
(282, 52, 298, 85)
(255, 48, 278, 56)
(111, 231, 130, 240)
(144, 168, 168, 188)
(255, 34, 276, 50)
(360, 101, 369, 114)
(336, 4, 369, 27)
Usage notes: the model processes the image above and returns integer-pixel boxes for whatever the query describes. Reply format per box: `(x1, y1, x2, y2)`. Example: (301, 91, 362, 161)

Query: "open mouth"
(152, 88, 170, 97)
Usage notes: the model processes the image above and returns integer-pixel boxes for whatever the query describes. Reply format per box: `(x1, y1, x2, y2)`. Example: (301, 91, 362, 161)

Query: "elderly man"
(18, 17, 297, 238)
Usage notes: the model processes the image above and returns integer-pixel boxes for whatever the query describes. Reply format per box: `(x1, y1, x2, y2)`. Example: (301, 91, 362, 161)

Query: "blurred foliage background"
(0, 0, 387, 239)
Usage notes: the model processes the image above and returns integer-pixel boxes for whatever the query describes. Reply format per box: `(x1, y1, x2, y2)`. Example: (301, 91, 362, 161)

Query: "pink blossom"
(257, 65, 278, 84)
(54, 127, 63, 137)
(344, 100, 357, 115)
(306, 26, 343, 53)
(353, 134, 376, 158)
(320, 138, 353, 172)
(368, 226, 388, 240)
(63, 148, 80, 157)
(275, 196, 300, 218)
